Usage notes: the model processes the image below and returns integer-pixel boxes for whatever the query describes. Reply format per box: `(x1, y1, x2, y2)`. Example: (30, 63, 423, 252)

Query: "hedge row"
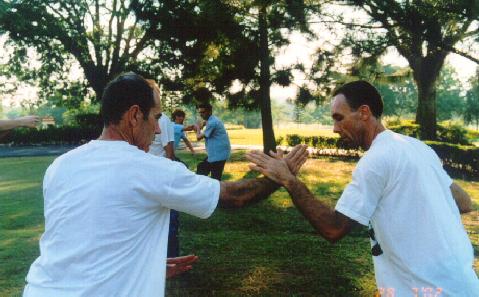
(425, 141, 479, 176)
(283, 134, 479, 176)
(388, 122, 471, 145)
(0, 126, 102, 145)
(281, 134, 362, 159)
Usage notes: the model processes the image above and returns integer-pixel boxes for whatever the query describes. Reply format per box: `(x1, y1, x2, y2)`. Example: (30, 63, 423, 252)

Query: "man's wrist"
(282, 175, 298, 191)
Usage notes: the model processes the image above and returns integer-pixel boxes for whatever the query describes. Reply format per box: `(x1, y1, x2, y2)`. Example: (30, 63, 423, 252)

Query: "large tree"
(135, 0, 319, 153)
(0, 0, 163, 102)
(465, 70, 479, 130)
(342, 0, 479, 139)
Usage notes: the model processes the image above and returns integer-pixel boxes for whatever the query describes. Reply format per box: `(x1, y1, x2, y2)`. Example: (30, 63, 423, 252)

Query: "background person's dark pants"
(196, 157, 226, 181)
(167, 209, 179, 257)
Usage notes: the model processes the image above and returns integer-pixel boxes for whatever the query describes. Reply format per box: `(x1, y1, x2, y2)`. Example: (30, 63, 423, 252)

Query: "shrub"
(425, 141, 479, 176)
(0, 126, 102, 145)
(283, 133, 479, 177)
(286, 134, 302, 146)
(74, 113, 103, 129)
(285, 134, 361, 159)
(275, 136, 284, 146)
(388, 121, 471, 145)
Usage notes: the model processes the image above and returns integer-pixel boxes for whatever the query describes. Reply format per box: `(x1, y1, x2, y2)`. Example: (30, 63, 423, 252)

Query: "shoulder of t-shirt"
(358, 131, 397, 170)
(206, 117, 218, 128)
(160, 114, 170, 124)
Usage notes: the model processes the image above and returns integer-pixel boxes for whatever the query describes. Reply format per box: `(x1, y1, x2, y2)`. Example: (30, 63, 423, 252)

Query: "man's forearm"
(0, 119, 21, 131)
(283, 178, 354, 243)
(219, 177, 279, 208)
(184, 138, 194, 153)
(164, 142, 175, 160)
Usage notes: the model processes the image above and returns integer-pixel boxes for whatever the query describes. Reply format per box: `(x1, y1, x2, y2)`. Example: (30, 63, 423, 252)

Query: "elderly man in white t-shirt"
(22, 72, 308, 297)
(247, 80, 477, 296)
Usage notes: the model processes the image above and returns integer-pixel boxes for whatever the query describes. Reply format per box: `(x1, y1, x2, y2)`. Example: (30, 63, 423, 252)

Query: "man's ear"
(358, 105, 371, 121)
(126, 105, 142, 127)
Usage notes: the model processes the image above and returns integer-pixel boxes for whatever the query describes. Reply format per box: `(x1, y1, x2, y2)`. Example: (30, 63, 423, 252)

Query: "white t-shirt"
(149, 114, 174, 157)
(23, 140, 220, 297)
(335, 130, 478, 297)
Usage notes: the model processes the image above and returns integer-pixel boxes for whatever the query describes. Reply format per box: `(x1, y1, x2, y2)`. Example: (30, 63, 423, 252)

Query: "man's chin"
(338, 138, 359, 150)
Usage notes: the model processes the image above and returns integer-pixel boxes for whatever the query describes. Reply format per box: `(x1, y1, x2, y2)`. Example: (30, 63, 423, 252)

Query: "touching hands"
(184, 125, 196, 132)
(166, 255, 198, 279)
(246, 144, 308, 185)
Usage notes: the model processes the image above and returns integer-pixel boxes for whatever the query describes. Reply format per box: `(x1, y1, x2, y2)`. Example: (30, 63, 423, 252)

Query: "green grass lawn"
(0, 151, 477, 297)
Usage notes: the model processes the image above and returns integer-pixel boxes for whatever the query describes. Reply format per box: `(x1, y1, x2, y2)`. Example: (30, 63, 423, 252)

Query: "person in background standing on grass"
(171, 109, 196, 156)
(194, 103, 231, 181)
(247, 80, 477, 297)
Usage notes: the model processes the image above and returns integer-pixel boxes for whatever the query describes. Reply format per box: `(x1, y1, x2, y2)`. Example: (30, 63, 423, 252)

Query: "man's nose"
(155, 121, 161, 134)
(333, 122, 340, 134)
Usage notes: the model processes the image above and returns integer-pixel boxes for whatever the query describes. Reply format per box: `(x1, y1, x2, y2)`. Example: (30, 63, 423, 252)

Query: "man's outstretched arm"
(219, 177, 279, 208)
(218, 145, 308, 208)
(0, 115, 40, 131)
(246, 149, 356, 243)
(283, 178, 356, 243)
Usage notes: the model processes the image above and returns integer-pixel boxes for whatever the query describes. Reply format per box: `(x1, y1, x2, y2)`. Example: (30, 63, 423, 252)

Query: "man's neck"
(98, 125, 131, 143)
(364, 121, 386, 150)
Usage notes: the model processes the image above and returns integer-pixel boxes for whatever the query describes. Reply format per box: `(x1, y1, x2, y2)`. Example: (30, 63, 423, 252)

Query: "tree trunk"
(415, 80, 437, 140)
(258, 6, 276, 154)
(410, 53, 447, 140)
(82, 63, 109, 103)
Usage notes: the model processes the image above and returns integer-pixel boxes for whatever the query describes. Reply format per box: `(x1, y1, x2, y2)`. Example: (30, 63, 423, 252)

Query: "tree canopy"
(0, 0, 161, 102)
(341, 0, 479, 139)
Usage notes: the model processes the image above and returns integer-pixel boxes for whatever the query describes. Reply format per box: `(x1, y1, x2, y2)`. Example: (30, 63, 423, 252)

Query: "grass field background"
(186, 126, 338, 146)
(0, 148, 477, 296)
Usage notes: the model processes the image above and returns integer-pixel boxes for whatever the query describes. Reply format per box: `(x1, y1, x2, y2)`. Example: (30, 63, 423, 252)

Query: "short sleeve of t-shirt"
(165, 164, 220, 218)
(335, 153, 387, 226)
(204, 118, 217, 138)
(139, 157, 220, 219)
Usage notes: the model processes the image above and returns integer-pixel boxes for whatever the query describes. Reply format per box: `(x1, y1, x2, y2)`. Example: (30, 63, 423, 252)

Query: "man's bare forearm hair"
(284, 178, 355, 243)
(219, 178, 280, 208)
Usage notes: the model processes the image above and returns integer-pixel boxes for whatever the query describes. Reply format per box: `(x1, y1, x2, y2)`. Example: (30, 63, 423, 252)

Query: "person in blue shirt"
(171, 109, 195, 154)
(194, 103, 231, 181)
